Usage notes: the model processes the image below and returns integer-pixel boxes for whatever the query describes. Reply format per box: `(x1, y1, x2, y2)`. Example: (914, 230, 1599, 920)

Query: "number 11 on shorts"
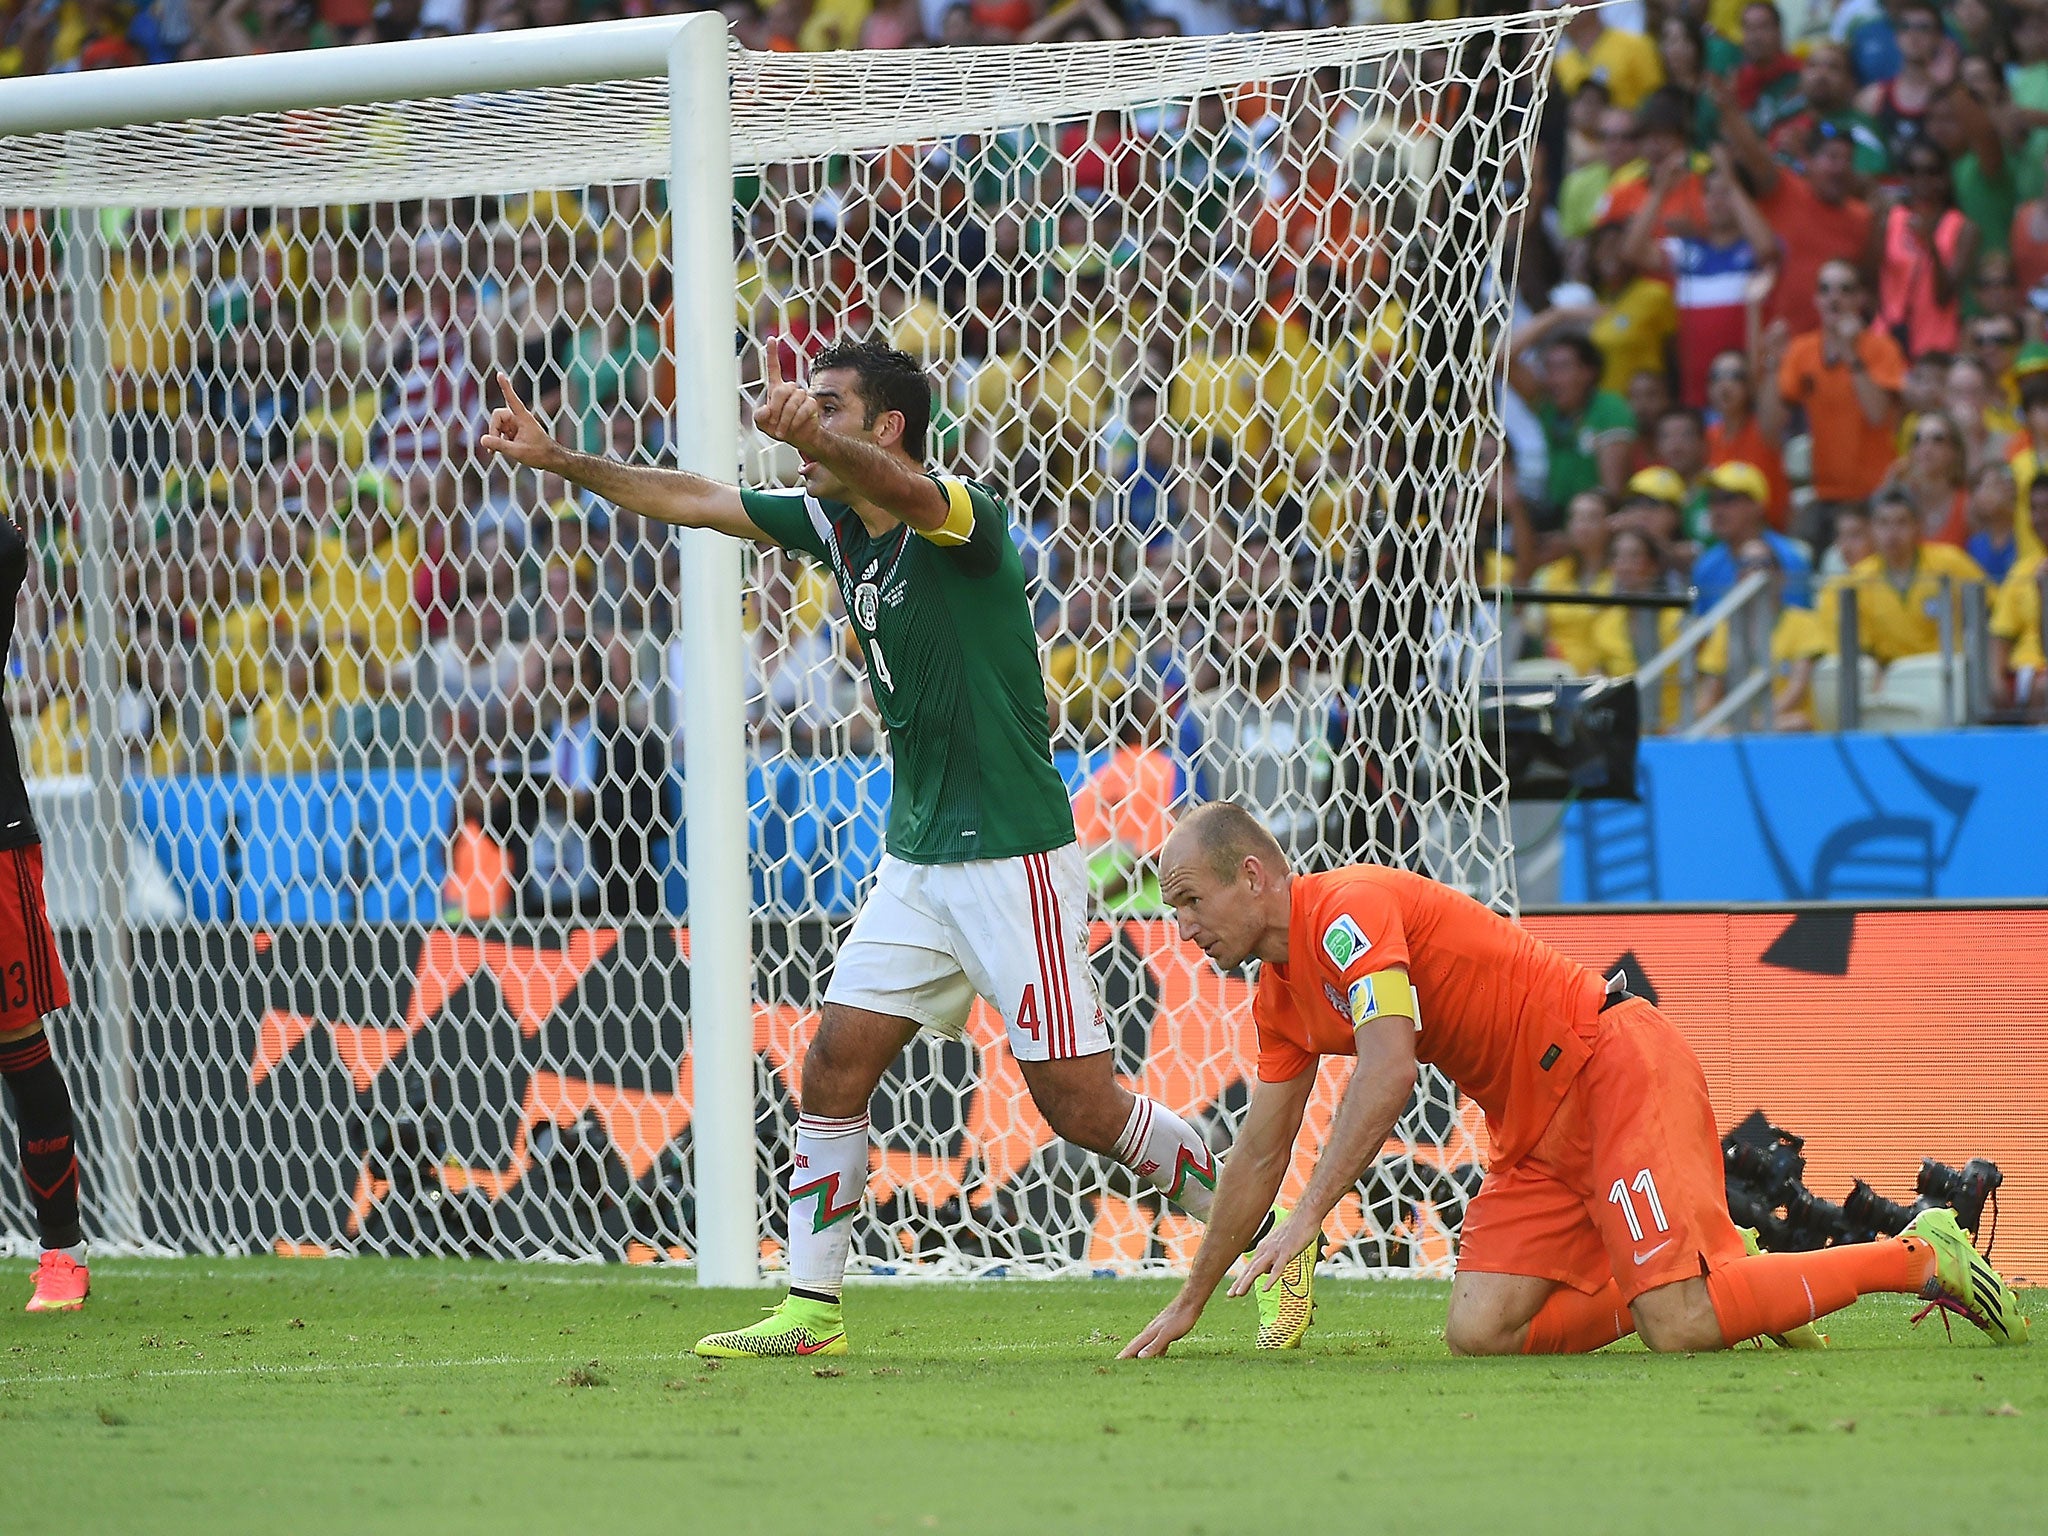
(1607, 1168, 1669, 1243)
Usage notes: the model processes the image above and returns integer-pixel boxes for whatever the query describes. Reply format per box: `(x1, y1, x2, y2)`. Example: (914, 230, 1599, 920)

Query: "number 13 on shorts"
(1607, 1168, 1669, 1243)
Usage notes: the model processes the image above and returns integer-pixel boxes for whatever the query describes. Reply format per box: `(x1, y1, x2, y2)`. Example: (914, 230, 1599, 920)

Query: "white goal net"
(0, 13, 1559, 1274)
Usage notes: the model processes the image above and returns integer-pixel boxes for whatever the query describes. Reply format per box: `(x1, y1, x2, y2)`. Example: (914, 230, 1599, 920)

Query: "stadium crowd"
(3, 0, 2048, 919)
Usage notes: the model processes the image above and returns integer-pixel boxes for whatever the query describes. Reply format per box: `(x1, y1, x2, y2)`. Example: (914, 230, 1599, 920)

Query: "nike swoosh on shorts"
(1632, 1239, 1674, 1266)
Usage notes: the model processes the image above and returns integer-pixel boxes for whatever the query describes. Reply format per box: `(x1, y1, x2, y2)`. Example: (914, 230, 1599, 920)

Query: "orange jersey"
(1251, 866, 1607, 1166)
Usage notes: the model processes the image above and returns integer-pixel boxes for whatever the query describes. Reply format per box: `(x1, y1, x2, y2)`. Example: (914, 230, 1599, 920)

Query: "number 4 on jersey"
(1015, 983, 1041, 1042)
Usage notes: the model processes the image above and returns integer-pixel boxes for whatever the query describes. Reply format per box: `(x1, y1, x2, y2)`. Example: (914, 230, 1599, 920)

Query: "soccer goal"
(0, 10, 1562, 1283)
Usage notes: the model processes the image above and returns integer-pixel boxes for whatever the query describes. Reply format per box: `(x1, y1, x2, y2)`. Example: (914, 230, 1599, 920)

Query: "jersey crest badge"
(853, 581, 880, 630)
(1321, 915, 1370, 971)
(1322, 982, 1346, 1018)
(1347, 977, 1377, 1025)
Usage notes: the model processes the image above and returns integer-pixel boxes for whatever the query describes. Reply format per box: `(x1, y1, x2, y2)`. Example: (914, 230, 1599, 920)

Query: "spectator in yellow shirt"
(1588, 527, 1685, 728)
(308, 473, 420, 707)
(1819, 490, 1989, 666)
(1989, 477, 2048, 719)
(103, 208, 195, 493)
(241, 632, 334, 777)
(1695, 539, 1831, 730)
(1588, 223, 1678, 400)
(25, 647, 88, 780)
(1554, 7, 1666, 113)
(1525, 490, 1615, 674)
(293, 334, 381, 467)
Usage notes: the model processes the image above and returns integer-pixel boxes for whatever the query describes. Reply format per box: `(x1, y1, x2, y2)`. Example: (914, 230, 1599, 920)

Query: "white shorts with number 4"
(823, 843, 1109, 1062)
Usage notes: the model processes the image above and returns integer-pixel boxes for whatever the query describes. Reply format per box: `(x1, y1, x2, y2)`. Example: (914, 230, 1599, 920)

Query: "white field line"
(0, 1349, 697, 1390)
(0, 1325, 1440, 1390)
(76, 1260, 1454, 1293)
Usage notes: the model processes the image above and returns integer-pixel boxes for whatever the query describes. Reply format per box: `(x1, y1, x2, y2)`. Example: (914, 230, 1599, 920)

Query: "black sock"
(0, 1033, 82, 1251)
(1243, 1209, 1277, 1255)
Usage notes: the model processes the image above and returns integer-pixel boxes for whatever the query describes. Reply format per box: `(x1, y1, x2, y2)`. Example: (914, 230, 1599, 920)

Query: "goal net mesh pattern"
(0, 17, 1557, 1272)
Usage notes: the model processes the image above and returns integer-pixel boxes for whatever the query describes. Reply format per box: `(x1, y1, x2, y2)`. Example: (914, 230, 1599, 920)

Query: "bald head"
(1166, 802, 1288, 884)
(1159, 802, 1295, 970)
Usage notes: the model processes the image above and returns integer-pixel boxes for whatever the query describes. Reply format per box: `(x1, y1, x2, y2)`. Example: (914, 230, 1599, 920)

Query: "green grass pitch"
(1, 1257, 2041, 1534)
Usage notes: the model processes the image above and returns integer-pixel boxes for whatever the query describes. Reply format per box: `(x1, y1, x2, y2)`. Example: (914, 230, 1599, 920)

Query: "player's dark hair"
(811, 336, 934, 461)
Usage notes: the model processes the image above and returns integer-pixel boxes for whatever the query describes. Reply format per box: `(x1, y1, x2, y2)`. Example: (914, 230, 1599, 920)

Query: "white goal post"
(0, 11, 1564, 1284)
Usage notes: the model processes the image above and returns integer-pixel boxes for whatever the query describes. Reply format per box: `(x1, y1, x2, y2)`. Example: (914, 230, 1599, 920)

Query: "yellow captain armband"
(919, 476, 977, 547)
(1348, 969, 1417, 1030)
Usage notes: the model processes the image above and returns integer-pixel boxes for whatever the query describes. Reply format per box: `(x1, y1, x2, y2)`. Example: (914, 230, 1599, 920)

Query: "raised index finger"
(496, 370, 533, 421)
(764, 338, 785, 391)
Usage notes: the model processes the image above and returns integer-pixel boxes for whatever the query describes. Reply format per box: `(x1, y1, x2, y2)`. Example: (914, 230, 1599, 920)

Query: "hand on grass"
(1121, 1295, 1202, 1359)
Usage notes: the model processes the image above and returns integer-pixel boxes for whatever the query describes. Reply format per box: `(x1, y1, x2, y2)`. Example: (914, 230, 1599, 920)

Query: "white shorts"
(823, 844, 1109, 1062)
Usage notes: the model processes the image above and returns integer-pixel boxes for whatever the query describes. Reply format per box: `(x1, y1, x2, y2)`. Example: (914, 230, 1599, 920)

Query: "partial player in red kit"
(1123, 803, 2028, 1359)
(0, 517, 87, 1311)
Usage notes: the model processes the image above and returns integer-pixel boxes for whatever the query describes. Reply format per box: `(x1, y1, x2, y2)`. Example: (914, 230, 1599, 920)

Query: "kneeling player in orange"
(1122, 803, 2028, 1358)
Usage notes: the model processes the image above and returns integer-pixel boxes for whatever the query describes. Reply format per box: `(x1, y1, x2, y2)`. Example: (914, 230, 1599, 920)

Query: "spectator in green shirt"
(1510, 331, 1639, 523)
(1926, 80, 2016, 261)
(1765, 42, 1890, 180)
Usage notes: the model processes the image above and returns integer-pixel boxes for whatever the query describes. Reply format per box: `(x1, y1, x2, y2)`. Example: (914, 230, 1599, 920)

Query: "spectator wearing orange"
(1071, 699, 1178, 916)
(1761, 259, 1906, 551)
(1720, 94, 1873, 340)
(1820, 489, 1987, 666)
(1594, 89, 1707, 234)
(1873, 142, 1975, 360)
(1703, 350, 1789, 529)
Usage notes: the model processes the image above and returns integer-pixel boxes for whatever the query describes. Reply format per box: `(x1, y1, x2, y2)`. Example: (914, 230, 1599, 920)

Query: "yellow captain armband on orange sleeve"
(918, 476, 978, 547)
(1348, 968, 1418, 1031)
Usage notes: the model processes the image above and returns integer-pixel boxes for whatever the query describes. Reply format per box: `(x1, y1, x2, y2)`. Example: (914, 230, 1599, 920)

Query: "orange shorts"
(1456, 998, 1745, 1304)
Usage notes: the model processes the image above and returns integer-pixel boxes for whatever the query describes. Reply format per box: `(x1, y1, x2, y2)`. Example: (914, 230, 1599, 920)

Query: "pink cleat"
(25, 1251, 88, 1313)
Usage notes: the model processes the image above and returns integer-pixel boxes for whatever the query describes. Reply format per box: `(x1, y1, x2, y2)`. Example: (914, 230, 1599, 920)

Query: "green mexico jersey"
(740, 474, 1075, 865)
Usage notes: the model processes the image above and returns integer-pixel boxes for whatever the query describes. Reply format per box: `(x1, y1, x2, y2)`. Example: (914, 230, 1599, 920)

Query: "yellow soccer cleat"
(1254, 1207, 1321, 1350)
(1907, 1208, 2030, 1346)
(1739, 1227, 1827, 1349)
(695, 1294, 847, 1358)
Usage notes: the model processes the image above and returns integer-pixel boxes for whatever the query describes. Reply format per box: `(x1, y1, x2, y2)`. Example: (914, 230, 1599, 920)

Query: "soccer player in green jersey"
(480, 339, 1319, 1355)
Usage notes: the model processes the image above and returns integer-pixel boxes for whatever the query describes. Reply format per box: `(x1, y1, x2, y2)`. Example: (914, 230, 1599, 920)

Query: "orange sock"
(1521, 1279, 1634, 1354)
(1706, 1236, 1936, 1346)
